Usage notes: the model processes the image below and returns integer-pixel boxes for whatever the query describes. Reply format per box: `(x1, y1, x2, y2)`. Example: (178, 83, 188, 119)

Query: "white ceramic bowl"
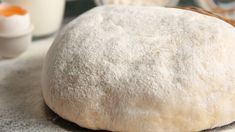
(0, 25, 33, 58)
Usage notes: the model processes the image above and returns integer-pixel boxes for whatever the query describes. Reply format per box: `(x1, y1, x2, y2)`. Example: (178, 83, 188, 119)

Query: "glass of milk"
(3, 0, 66, 37)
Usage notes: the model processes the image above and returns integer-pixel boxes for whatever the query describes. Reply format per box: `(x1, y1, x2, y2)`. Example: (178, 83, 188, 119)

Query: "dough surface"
(42, 6, 235, 132)
(95, 0, 179, 7)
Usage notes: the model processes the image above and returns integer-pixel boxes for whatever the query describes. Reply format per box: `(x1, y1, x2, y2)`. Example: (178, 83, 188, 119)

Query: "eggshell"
(0, 3, 31, 37)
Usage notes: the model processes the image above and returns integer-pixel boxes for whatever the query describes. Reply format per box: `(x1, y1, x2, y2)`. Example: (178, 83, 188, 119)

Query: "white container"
(0, 25, 33, 58)
(3, 0, 66, 37)
(0, 3, 33, 58)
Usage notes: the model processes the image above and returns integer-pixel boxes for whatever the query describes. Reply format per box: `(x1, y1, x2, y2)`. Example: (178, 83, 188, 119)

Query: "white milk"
(3, 0, 65, 37)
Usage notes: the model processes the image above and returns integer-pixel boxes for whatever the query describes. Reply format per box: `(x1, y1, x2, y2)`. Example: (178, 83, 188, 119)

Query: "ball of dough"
(42, 6, 235, 132)
(95, 0, 179, 7)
